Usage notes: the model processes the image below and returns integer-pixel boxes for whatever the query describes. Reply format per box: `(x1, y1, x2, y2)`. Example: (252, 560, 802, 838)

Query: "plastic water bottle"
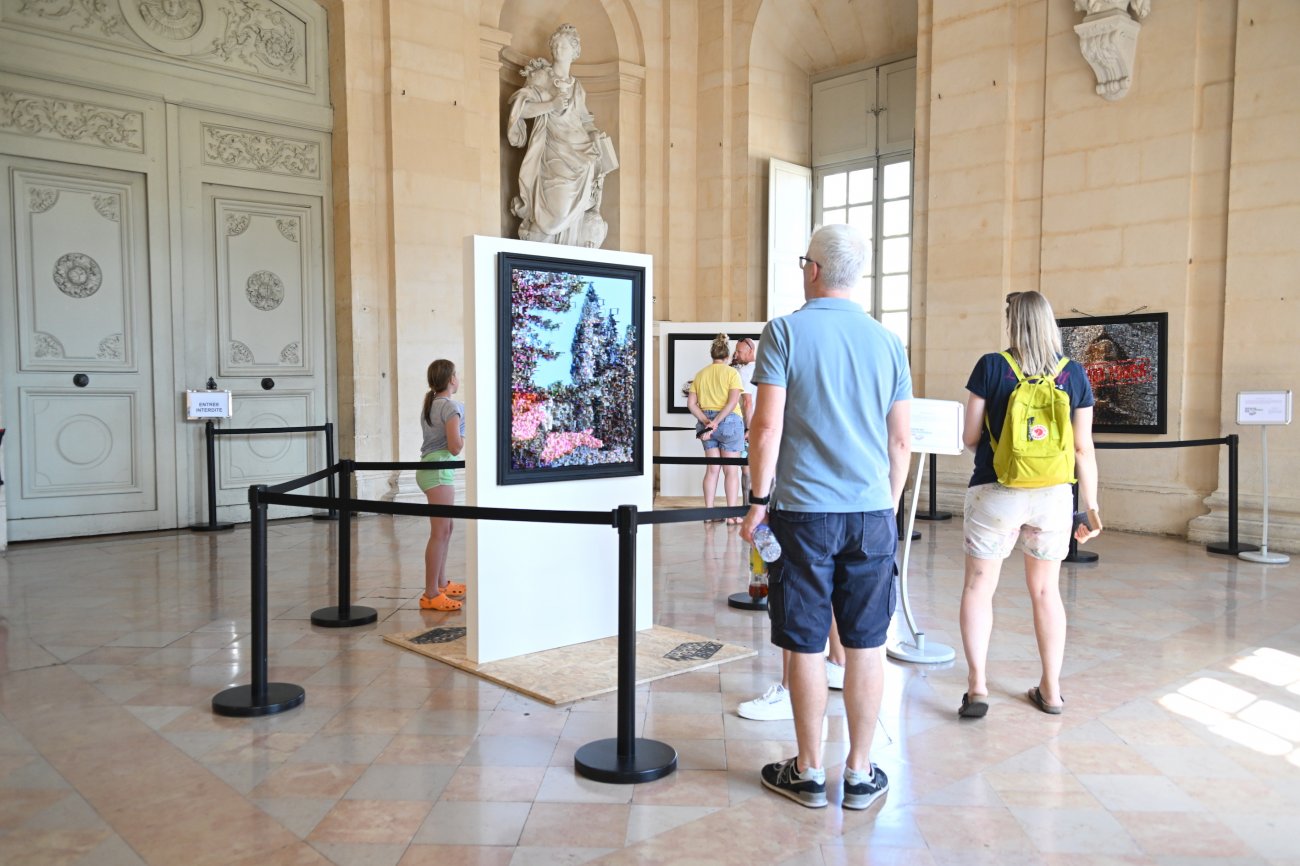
(752, 523, 782, 563)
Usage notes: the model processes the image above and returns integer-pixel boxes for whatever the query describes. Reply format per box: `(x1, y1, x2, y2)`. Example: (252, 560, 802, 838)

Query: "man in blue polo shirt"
(741, 223, 912, 810)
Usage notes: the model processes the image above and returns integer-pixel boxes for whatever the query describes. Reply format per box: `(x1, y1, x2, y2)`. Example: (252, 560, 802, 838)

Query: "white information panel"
(910, 398, 965, 455)
(185, 390, 233, 420)
(1237, 391, 1292, 426)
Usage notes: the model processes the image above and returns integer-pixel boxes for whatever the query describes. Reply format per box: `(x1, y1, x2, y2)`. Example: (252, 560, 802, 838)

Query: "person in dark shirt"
(957, 291, 1101, 720)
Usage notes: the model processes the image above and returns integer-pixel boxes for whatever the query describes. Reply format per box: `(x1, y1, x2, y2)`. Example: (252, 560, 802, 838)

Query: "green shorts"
(416, 449, 456, 491)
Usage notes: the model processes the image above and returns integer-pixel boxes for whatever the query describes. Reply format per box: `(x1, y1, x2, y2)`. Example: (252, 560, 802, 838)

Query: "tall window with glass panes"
(810, 59, 915, 348)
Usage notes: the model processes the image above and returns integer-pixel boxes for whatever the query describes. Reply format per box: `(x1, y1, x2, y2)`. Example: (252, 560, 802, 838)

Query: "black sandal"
(958, 692, 989, 719)
(1027, 686, 1064, 715)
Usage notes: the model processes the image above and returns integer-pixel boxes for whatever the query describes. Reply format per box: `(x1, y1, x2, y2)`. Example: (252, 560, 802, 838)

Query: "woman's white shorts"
(963, 482, 1074, 562)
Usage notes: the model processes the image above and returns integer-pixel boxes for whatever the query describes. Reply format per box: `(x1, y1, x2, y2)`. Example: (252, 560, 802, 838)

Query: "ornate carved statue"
(506, 24, 618, 249)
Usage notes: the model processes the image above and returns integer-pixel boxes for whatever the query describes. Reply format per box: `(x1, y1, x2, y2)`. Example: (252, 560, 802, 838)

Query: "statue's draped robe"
(508, 78, 603, 246)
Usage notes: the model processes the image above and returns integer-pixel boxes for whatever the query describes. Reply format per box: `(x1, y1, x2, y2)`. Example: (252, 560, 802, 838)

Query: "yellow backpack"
(985, 352, 1075, 488)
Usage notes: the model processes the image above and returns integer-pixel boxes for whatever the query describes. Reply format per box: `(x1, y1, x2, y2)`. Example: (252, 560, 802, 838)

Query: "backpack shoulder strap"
(1052, 355, 1070, 377)
(984, 351, 1022, 447)
(1000, 351, 1026, 383)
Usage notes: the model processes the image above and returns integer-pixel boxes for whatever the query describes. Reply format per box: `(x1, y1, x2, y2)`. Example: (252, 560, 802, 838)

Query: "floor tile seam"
(3, 667, 319, 863)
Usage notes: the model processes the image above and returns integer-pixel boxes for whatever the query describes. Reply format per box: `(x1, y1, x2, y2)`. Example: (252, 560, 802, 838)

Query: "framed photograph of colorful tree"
(497, 252, 645, 485)
(1057, 312, 1168, 434)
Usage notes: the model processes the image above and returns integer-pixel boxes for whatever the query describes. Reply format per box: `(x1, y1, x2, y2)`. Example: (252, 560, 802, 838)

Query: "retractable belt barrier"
(190, 419, 338, 533)
(212, 457, 756, 784)
(1063, 434, 1253, 563)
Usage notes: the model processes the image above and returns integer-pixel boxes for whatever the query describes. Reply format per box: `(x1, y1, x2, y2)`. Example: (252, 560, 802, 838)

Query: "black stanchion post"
(1064, 483, 1098, 564)
(314, 421, 339, 522)
(574, 505, 677, 784)
(190, 419, 234, 532)
(312, 460, 377, 627)
(897, 493, 921, 541)
(212, 485, 305, 717)
(915, 453, 953, 521)
(1208, 434, 1258, 556)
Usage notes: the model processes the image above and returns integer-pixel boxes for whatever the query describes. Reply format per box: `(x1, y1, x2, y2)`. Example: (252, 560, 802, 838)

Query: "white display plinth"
(655, 321, 767, 498)
(464, 236, 655, 663)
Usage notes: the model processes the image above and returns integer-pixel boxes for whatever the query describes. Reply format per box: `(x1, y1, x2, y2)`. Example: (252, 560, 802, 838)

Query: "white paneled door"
(0, 0, 332, 543)
(179, 108, 332, 523)
(206, 188, 328, 518)
(0, 157, 172, 534)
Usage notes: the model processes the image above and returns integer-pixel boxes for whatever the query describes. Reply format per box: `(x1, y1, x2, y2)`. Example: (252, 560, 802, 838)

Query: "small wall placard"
(1236, 391, 1292, 426)
(185, 390, 233, 420)
(910, 398, 965, 455)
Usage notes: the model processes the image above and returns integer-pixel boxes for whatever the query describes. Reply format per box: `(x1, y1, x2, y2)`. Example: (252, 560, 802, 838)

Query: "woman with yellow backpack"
(956, 291, 1101, 719)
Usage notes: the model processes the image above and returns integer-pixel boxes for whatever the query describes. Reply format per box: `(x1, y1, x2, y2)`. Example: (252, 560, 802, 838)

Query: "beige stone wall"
(1189, 0, 1300, 552)
(322, 0, 1300, 549)
(323, 0, 398, 500)
(916, 0, 1300, 549)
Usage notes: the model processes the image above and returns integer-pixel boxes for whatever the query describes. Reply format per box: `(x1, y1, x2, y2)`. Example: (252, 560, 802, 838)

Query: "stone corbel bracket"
(1073, 0, 1151, 101)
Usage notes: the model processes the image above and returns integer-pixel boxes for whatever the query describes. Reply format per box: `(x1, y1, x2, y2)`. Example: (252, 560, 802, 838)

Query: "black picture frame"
(1057, 312, 1168, 434)
(497, 252, 645, 485)
(665, 332, 762, 414)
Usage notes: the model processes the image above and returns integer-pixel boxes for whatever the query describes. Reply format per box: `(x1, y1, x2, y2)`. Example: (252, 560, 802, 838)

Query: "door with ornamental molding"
(1, 0, 332, 540)
(0, 155, 175, 538)
(178, 108, 332, 523)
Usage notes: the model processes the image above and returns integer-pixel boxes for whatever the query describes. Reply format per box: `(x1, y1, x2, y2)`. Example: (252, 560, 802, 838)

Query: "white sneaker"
(738, 683, 794, 720)
(825, 659, 845, 690)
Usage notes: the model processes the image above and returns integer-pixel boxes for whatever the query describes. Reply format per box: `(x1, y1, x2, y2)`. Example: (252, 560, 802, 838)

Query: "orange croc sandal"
(443, 582, 466, 598)
(419, 593, 462, 612)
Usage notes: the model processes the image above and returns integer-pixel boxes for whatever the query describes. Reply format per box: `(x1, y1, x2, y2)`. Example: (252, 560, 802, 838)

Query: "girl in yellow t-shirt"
(688, 333, 745, 522)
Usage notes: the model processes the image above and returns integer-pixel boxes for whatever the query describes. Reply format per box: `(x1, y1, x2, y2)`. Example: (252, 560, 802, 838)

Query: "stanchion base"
(1065, 550, 1099, 564)
(190, 523, 235, 533)
(1207, 541, 1259, 556)
(887, 639, 956, 664)
(574, 738, 677, 784)
(727, 591, 767, 611)
(915, 511, 953, 522)
(1239, 549, 1291, 564)
(212, 682, 305, 717)
(311, 606, 378, 627)
(898, 530, 922, 541)
(312, 513, 339, 522)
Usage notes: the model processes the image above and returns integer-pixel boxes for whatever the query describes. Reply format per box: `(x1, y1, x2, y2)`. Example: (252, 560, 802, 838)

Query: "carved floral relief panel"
(201, 123, 319, 178)
(4, 0, 309, 88)
(0, 87, 145, 151)
(13, 169, 138, 371)
(214, 197, 310, 376)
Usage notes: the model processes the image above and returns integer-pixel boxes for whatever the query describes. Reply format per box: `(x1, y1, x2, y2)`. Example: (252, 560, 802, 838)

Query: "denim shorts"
(765, 509, 898, 651)
(696, 410, 745, 452)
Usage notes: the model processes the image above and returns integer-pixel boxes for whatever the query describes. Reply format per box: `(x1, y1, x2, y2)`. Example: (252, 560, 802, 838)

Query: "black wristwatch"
(748, 492, 770, 506)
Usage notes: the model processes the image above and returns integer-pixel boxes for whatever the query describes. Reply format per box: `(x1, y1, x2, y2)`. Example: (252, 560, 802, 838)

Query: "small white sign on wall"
(1236, 391, 1292, 426)
(910, 398, 965, 455)
(185, 390, 233, 420)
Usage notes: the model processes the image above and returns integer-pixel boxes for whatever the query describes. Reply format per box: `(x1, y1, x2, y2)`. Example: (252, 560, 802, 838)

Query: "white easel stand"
(887, 452, 957, 664)
(1239, 425, 1290, 564)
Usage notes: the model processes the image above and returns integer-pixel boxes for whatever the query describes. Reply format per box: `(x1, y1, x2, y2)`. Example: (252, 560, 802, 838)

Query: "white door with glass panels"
(769, 57, 915, 341)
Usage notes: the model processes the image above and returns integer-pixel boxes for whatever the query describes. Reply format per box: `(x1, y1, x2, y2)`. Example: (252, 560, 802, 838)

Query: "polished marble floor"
(1, 511, 1299, 865)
